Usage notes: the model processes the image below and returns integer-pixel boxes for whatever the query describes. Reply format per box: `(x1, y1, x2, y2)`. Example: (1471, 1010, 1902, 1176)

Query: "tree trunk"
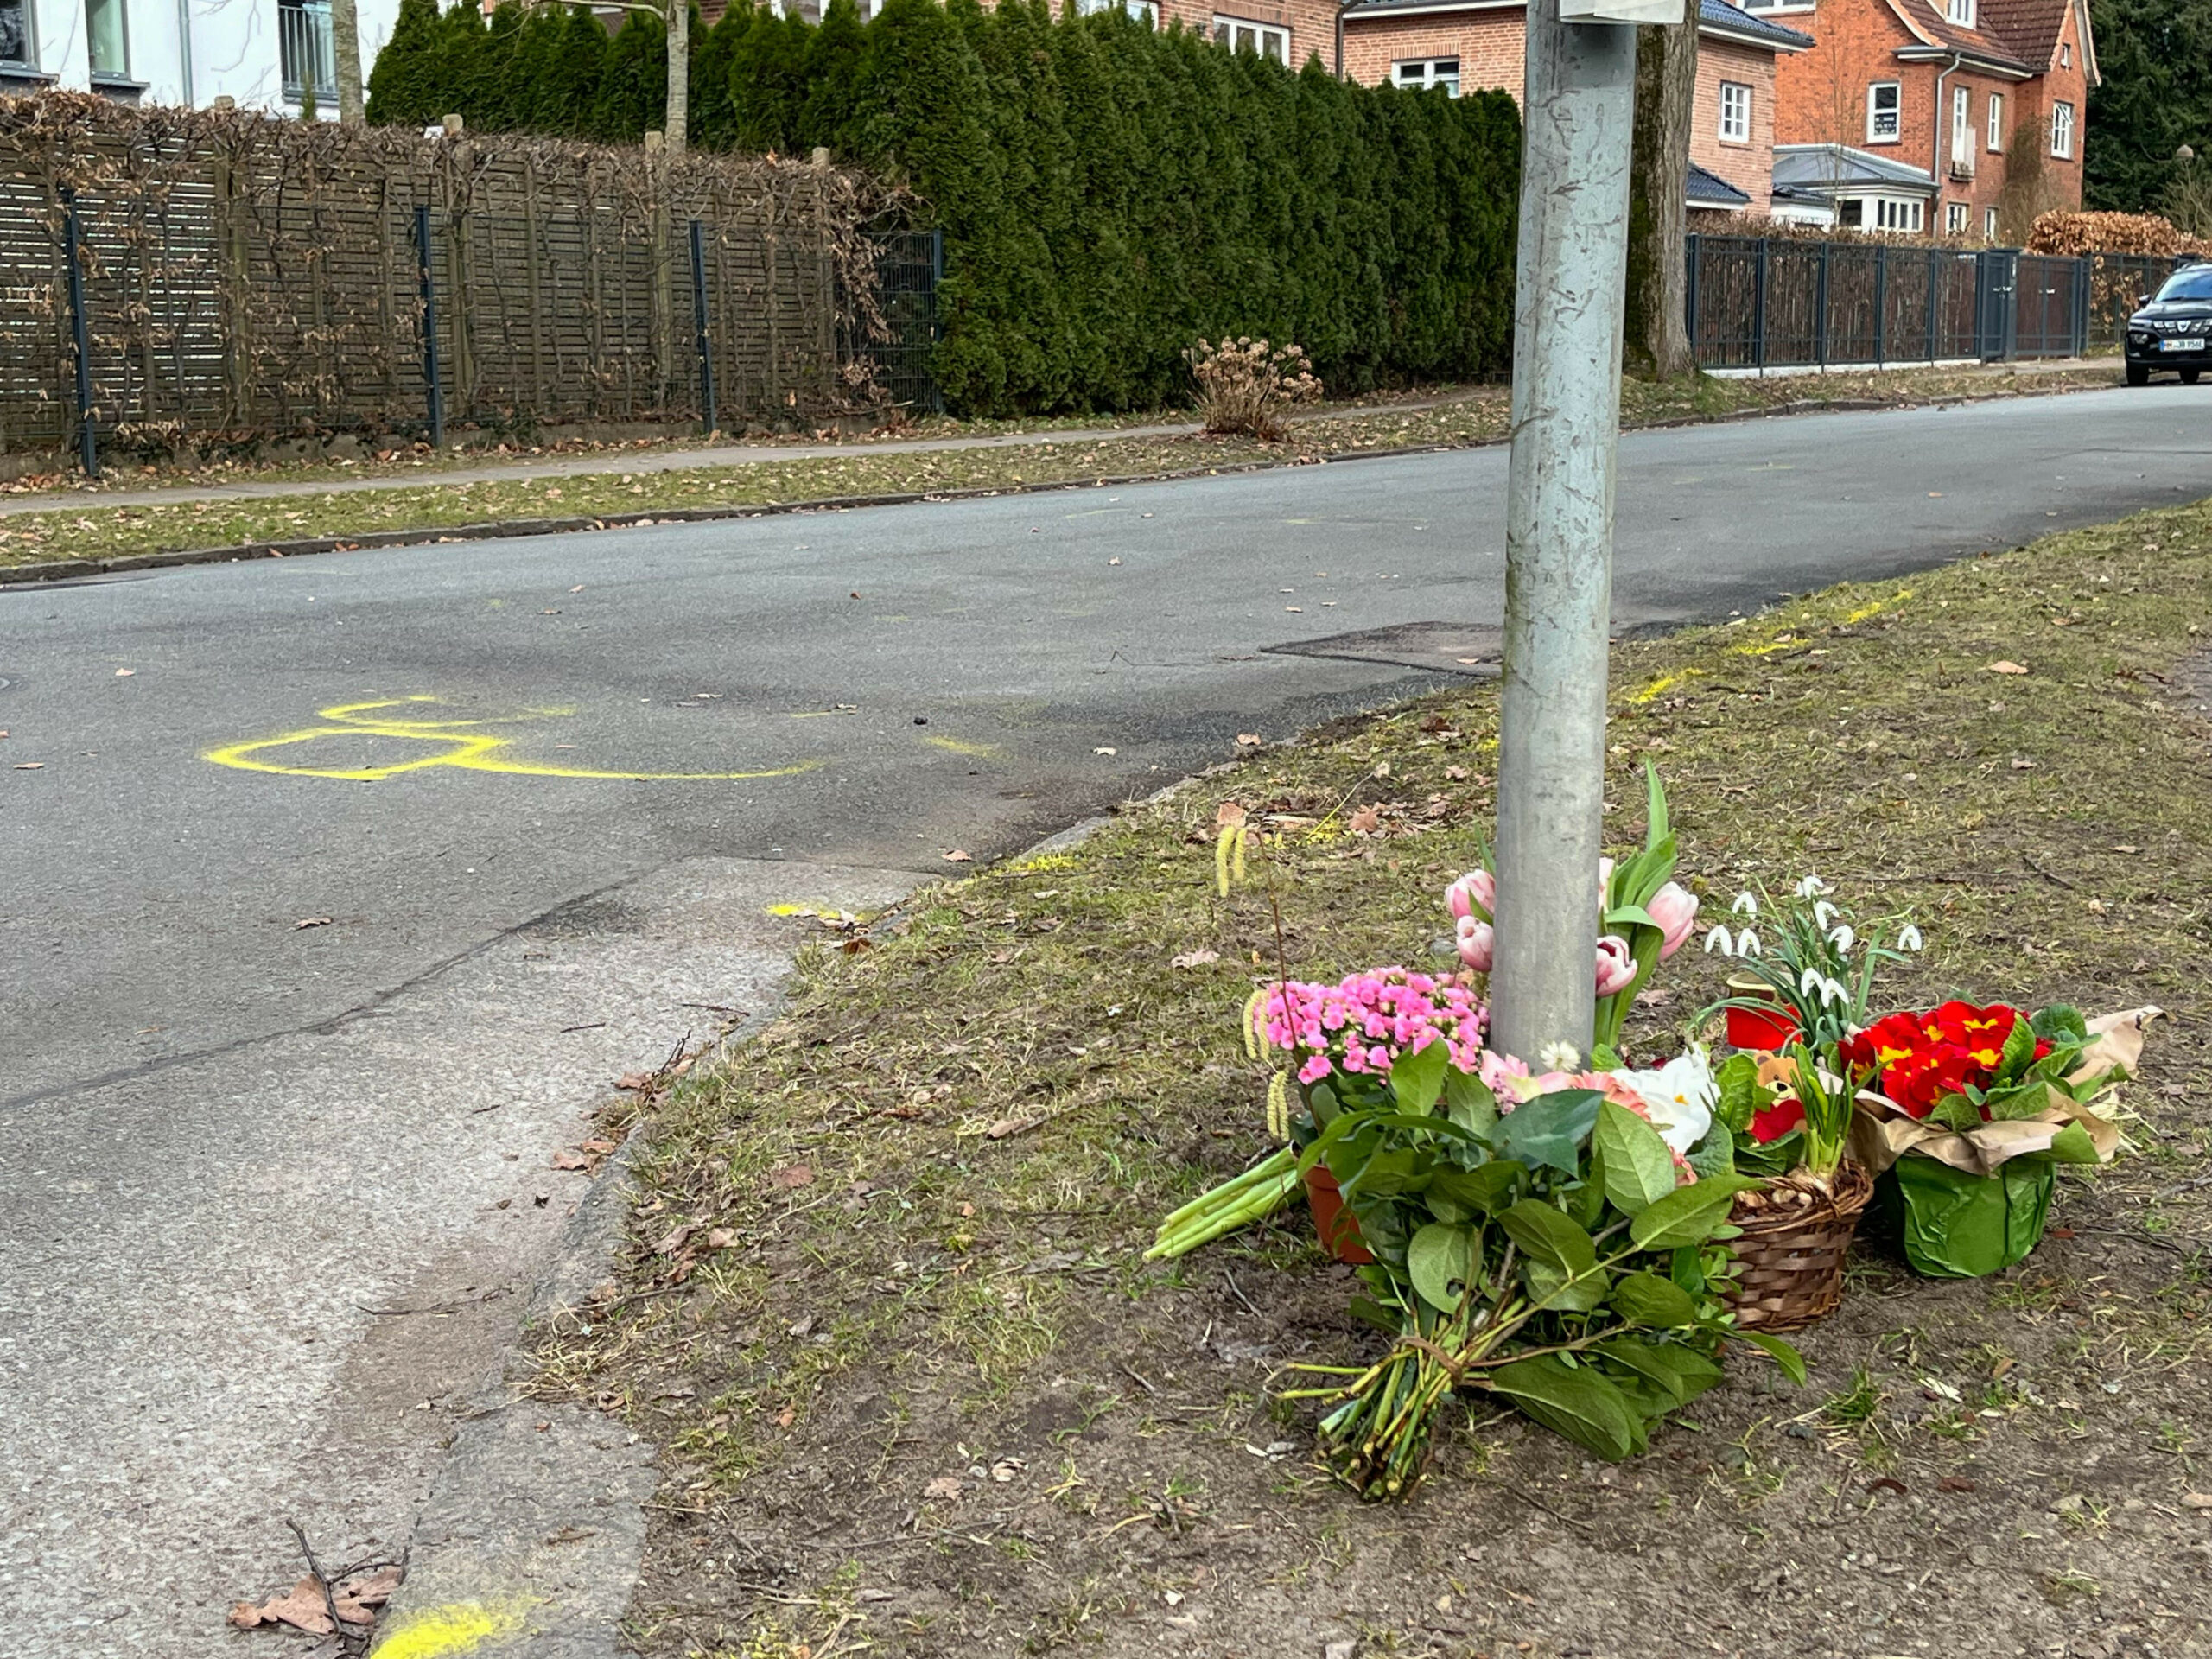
(1624, 16, 1696, 379)
(332, 0, 365, 127)
(664, 0, 689, 156)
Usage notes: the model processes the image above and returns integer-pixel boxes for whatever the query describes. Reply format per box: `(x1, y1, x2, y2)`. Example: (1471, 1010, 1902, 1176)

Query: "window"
(1872, 197, 1923, 232)
(0, 0, 35, 68)
(1951, 83, 1970, 162)
(1213, 15, 1287, 61)
(1945, 0, 1974, 22)
(1077, 0, 1154, 18)
(1868, 81, 1901, 143)
(1838, 199, 1864, 227)
(85, 0, 125, 76)
(1394, 58, 1460, 96)
(278, 0, 336, 107)
(2059, 41, 2070, 67)
(1719, 80, 1751, 143)
(1946, 201, 1968, 233)
(2051, 100, 2075, 158)
(1985, 206, 1999, 240)
(1987, 91, 2004, 150)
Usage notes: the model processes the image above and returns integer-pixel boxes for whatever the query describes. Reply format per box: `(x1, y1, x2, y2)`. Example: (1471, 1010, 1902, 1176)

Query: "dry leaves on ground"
(227, 1567, 401, 1636)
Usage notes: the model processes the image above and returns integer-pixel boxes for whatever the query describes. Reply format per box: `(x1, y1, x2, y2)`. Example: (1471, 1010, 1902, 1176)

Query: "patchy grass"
(0, 361, 2119, 573)
(564, 496, 2211, 1658)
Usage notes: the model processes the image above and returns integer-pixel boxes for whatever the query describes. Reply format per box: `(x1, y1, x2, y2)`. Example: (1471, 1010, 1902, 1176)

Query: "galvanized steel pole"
(1488, 0, 1639, 1064)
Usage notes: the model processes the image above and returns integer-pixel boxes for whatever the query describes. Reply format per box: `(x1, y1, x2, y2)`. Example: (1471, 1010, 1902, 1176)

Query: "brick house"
(818, 0, 1345, 70)
(1763, 0, 2096, 238)
(1339, 0, 1814, 219)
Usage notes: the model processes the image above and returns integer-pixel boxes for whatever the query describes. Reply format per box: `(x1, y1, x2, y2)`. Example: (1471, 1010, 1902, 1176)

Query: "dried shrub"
(2024, 209, 2212, 258)
(1185, 337, 1320, 442)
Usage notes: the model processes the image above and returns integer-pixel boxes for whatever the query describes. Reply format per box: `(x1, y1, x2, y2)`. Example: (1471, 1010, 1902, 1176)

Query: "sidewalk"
(0, 359, 2106, 522)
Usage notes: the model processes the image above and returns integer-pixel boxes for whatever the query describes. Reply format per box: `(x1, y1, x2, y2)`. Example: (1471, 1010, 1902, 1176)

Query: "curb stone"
(0, 380, 2108, 590)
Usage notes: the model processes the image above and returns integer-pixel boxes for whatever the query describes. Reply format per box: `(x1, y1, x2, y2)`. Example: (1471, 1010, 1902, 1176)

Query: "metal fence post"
(1752, 238, 1769, 372)
(1872, 245, 1887, 366)
(689, 218, 717, 437)
(1814, 239, 1830, 370)
(1924, 248, 1940, 362)
(414, 204, 444, 449)
(928, 226, 945, 416)
(2071, 255, 2089, 357)
(60, 186, 98, 479)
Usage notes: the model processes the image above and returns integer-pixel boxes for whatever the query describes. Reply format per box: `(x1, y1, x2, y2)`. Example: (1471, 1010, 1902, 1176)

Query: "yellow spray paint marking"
(922, 734, 1002, 759)
(205, 696, 820, 785)
(1630, 669, 1703, 705)
(1844, 588, 1913, 626)
(370, 1599, 527, 1659)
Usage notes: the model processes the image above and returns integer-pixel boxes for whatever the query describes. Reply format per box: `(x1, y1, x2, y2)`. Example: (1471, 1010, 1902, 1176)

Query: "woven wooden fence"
(0, 94, 912, 463)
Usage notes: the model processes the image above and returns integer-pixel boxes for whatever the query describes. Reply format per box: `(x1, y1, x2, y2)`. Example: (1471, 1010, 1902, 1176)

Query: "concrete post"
(1488, 0, 1639, 1064)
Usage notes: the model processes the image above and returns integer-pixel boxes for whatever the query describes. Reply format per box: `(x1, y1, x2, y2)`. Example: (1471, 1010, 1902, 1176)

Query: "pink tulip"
(1446, 868, 1496, 922)
(1456, 915, 1496, 973)
(1648, 881, 1700, 959)
(1594, 933, 1638, 997)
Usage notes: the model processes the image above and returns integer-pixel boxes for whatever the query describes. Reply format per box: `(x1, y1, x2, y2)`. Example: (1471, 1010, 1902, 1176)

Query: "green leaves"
(1408, 1222, 1479, 1313)
(1390, 1039, 1450, 1114)
(1486, 1354, 1644, 1462)
(1492, 1089, 1602, 1176)
(1610, 1271, 1700, 1329)
(1629, 1175, 1759, 1250)
(1500, 1199, 1605, 1312)
(1595, 1100, 1677, 1214)
(1713, 1052, 1772, 1135)
(1731, 1327, 1808, 1385)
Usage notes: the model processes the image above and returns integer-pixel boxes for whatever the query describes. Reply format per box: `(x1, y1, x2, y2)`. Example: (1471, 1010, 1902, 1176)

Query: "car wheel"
(2127, 363, 2152, 386)
(2185, 368, 2202, 385)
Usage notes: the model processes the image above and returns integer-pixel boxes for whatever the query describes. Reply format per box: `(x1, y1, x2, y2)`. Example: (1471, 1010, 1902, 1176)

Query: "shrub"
(1186, 336, 1319, 440)
(2024, 208, 2212, 257)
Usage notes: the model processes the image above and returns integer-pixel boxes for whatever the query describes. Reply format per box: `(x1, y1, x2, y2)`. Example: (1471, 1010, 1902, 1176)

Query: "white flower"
(1897, 925, 1924, 952)
(1618, 1049, 1717, 1155)
(1737, 928, 1764, 957)
(1813, 900, 1839, 931)
(1732, 892, 1759, 918)
(1827, 925, 1856, 954)
(1795, 874, 1833, 899)
(1703, 926, 1734, 957)
(1537, 1040, 1582, 1073)
(1799, 967, 1824, 999)
(1818, 976, 1851, 1008)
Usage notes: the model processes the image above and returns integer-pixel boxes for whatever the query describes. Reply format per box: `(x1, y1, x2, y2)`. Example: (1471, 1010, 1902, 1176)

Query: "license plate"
(2160, 337, 2205, 352)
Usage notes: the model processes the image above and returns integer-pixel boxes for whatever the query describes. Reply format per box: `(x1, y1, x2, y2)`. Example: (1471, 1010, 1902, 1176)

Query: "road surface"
(2, 385, 2206, 1654)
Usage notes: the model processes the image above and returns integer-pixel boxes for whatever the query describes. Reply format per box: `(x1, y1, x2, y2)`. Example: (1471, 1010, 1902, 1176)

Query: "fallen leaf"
(1107, 557, 1122, 566)
(652, 1224, 696, 1255)
(13, 762, 43, 770)
(924, 1475, 964, 1500)
(775, 1407, 797, 1427)
(1348, 804, 1382, 835)
(1938, 1477, 1979, 1493)
(294, 916, 334, 930)
(1445, 765, 1470, 781)
(770, 1163, 815, 1189)
(114, 667, 135, 677)
(990, 1456, 1026, 1482)
(1171, 949, 1220, 969)
(1866, 1477, 1909, 1496)
(787, 1313, 816, 1337)
(569, 584, 584, 594)
(987, 1115, 1045, 1140)
(942, 849, 973, 862)
(705, 1227, 737, 1249)
(551, 1149, 592, 1171)
(2182, 1492, 2212, 1510)
(613, 1071, 653, 1090)
(1215, 800, 1248, 829)
(1986, 660, 2030, 675)
(227, 1576, 337, 1636)
(335, 1567, 403, 1615)
(1093, 747, 1117, 756)
(2011, 758, 2037, 770)
(1235, 733, 1263, 747)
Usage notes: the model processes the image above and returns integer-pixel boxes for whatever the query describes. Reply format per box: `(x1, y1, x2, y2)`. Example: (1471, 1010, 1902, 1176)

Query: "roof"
(1883, 0, 2034, 73)
(1686, 162, 1752, 208)
(1772, 143, 1937, 195)
(1340, 0, 1812, 45)
(1699, 0, 1814, 51)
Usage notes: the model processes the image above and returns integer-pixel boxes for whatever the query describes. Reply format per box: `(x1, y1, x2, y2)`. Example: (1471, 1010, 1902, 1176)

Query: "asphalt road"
(3, 385, 2208, 1653)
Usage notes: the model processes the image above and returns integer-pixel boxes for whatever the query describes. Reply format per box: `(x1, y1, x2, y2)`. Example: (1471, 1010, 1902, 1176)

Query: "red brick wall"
(1690, 37, 1777, 213)
(1154, 0, 1348, 71)
(1338, 8, 1525, 95)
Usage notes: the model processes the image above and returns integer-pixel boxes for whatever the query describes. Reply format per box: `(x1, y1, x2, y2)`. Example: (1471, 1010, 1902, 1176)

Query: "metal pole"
(415, 204, 444, 449)
(1751, 238, 1768, 372)
(1489, 0, 1638, 1064)
(929, 226, 945, 416)
(1873, 245, 1887, 366)
(689, 218, 717, 436)
(1683, 231, 1700, 366)
(1814, 240, 1830, 369)
(60, 188, 98, 480)
(1924, 247, 1940, 363)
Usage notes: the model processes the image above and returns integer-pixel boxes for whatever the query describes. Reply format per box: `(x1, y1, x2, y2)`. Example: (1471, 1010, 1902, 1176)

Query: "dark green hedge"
(367, 0, 1520, 415)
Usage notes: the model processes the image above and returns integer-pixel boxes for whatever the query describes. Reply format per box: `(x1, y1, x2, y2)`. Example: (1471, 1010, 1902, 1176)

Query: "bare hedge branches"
(1185, 337, 1320, 442)
(0, 92, 911, 461)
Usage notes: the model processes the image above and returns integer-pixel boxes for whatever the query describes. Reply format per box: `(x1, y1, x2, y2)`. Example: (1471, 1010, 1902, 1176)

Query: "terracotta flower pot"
(1725, 976, 1800, 1052)
(1302, 1164, 1374, 1265)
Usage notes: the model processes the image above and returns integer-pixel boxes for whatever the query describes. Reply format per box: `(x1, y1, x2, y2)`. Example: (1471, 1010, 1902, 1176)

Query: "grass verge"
(0, 361, 2119, 574)
(542, 495, 2212, 1657)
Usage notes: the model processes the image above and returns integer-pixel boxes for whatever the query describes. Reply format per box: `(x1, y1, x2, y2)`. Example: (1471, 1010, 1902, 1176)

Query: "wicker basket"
(1724, 1161, 1874, 1332)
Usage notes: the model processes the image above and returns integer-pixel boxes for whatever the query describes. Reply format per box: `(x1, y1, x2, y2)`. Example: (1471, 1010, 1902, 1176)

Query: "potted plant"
(1839, 1002, 2151, 1277)
(1702, 875, 1922, 1053)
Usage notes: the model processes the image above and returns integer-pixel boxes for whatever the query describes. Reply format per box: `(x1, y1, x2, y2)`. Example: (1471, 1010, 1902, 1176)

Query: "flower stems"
(1143, 1147, 1300, 1260)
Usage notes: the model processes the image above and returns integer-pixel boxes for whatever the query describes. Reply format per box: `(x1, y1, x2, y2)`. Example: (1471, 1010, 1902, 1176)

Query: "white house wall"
(18, 0, 399, 111)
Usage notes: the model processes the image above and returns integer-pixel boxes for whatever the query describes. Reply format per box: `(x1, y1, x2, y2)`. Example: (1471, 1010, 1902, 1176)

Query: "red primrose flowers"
(1840, 1001, 2050, 1120)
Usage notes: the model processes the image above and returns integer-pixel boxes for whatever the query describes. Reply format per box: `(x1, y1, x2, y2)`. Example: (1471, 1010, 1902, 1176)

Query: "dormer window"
(1945, 0, 1974, 24)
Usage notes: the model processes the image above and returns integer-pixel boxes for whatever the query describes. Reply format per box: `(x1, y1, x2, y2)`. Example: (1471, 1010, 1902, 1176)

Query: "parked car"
(2125, 262, 2212, 385)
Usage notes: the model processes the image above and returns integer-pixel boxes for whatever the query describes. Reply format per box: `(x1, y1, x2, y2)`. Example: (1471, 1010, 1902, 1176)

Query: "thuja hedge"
(367, 0, 1520, 414)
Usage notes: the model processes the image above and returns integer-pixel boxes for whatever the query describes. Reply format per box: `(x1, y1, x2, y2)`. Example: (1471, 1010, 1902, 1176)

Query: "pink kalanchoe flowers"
(1264, 969, 1487, 1085)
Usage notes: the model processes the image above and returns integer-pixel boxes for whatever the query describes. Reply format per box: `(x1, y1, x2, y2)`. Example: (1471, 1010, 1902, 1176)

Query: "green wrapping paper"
(1874, 1154, 2060, 1279)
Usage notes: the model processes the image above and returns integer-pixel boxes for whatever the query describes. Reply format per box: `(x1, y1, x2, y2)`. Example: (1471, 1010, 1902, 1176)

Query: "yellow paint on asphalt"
(923, 734, 1001, 759)
(204, 696, 820, 784)
(370, 1599, 527, 1658)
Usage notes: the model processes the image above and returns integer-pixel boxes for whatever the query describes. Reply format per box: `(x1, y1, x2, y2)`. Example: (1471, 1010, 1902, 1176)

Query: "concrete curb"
(0, 378, 2110, 590)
